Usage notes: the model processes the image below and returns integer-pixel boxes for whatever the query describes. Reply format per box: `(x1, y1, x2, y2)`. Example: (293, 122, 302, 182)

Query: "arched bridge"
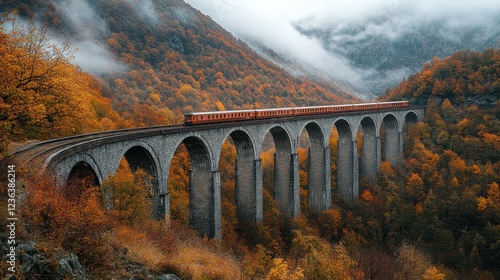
(11, 106, 424, 239)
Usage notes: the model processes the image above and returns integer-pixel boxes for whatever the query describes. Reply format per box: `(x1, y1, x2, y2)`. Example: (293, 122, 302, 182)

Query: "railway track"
(5, 105, 424, 173)
(7, 124, 185, 168)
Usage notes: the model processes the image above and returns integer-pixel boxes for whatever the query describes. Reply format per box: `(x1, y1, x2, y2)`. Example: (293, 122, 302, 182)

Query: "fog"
(56, 0, 128, 74)
(185, 0, 500, 96)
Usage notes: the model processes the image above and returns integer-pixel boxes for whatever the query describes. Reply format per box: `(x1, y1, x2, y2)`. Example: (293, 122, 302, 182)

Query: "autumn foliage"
(2, 3, 499, 278)
(1, 0, 356, 129)
(383, 49, 499, 104)
(19, 176, 113, 270)
(0, 15, 128, 156)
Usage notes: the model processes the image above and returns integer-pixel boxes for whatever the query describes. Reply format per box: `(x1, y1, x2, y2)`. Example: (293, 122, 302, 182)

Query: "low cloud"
(56, 0, 128, 75)
(185, 0, 500, 97)
(124, 0, 160, 25)
(70, 40, 128, 75)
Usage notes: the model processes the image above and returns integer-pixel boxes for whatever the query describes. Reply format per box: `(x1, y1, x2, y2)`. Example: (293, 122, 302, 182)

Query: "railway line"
(5, 101, 415, 173)
(8, 125, 184, 168)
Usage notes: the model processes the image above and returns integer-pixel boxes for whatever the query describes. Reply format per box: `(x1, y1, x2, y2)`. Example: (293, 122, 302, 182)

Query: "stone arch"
(381, 114, 401, 166)
(67, 161, 100, 187)
(220, 128, 262, 223)
(120, 143, 162, 218)
(171, 136, 218, 238)
(334, 119, 358, 201)
(404, 111, 419, 132)
(260, 125, 298, 218)
(65, 154, 103, 187)
(299, 121, 330, 212)
(359, 116, 378, 180)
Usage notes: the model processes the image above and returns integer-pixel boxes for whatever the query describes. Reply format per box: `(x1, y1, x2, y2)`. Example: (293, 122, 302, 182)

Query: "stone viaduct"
(34, 106, 424, 239)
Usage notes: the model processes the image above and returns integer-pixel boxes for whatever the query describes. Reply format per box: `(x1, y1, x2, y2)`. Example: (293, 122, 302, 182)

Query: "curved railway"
(8, 125, 184, 168)
(6, 101, 410, 170)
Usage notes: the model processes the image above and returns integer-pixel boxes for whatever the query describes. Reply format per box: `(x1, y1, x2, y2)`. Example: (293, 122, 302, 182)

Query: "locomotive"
(184, 101, 408, 125)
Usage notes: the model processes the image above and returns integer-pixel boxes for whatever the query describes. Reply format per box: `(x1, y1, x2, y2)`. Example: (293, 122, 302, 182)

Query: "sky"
(184, 0, 500, 96)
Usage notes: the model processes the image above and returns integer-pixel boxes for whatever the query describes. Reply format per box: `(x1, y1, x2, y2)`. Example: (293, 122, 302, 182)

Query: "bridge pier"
(291, 152, 300, 217)
(352, 140, 359, 199)
(383, 115, 401, 167)
(337, 137, 358, 202)
(324, 146, 332, 210)
(376, 136, 382, 170)
(254, 159, 263, 223)
(308, 144, 330, 212)
(361, 120, 378, 180)
(212, 170, 222, 240)
(235, 156, 263, 223)
(274, 152, 300, 218)
(385, 128, 401, 166)
(188, 168, 221, 239)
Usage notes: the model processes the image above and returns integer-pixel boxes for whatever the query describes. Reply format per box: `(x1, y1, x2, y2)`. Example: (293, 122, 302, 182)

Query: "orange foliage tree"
(0, 15, 126, 155)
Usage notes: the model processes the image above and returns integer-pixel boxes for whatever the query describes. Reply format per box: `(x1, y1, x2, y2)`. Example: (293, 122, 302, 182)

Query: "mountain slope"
(1, 0, 356, 125)
(381, 49, 500, 105)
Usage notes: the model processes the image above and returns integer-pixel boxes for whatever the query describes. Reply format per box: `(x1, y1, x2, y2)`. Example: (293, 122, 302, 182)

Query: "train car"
(255, 108, 294, 119)
(183, 101, 409, 125)
(376, 101, 408, 109)
(327, 104, 355, 113)
(184, 109, 255, 125)
(293, 105, 331, 116)
(353, 102, 378, 111)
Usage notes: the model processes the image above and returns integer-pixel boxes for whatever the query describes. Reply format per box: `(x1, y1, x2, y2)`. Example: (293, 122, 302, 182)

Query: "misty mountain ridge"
(293, 12, 500, 95)
(237, 6, 500, 98)
(242, 38, 366, 99)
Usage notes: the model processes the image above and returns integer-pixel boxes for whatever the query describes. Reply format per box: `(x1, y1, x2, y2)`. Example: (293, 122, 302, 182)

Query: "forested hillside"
(1, 1, 499, 278)
(383, 49, 500, 105)
(369, 49, 500, 276)
(1, 0, 355, 126)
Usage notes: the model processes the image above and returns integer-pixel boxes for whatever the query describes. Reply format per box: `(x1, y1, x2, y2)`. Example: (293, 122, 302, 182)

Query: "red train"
(184, 101, 408, 125)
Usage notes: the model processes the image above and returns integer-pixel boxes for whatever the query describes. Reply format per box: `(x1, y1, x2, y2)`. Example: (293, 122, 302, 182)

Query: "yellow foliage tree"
(103, 160, 152, 226)
(266, 258, 304, 280)
(422, 266, 445, 280)
(0, 15, 125, 154)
